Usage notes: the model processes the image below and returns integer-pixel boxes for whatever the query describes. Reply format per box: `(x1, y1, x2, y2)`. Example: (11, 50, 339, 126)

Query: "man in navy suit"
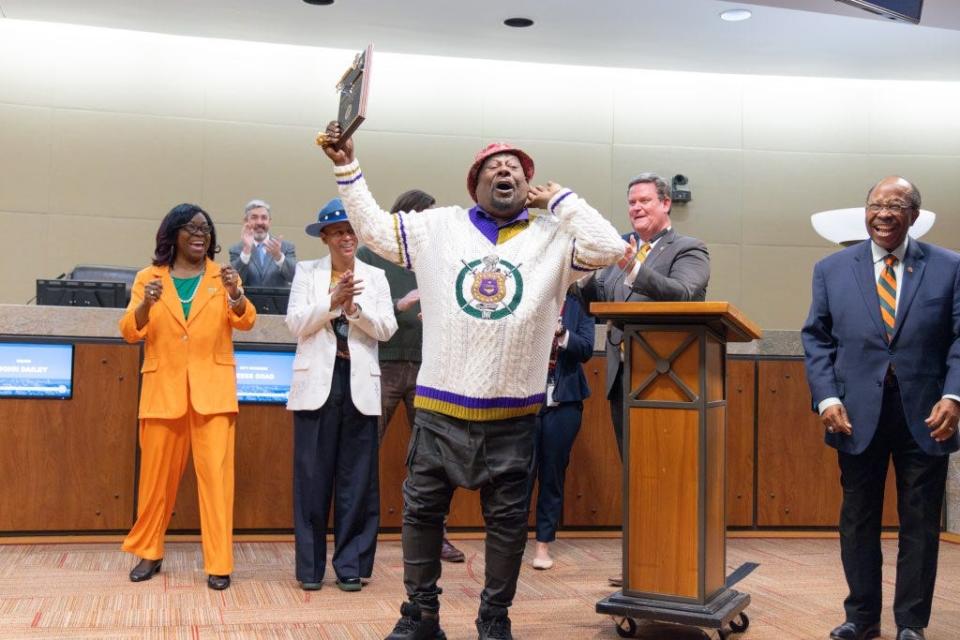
(528, 291, 595, 570)
(802, 176, 960, 640)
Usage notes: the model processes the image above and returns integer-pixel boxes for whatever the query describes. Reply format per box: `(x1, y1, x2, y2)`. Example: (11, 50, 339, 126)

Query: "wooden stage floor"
(0, 536, 958, 639)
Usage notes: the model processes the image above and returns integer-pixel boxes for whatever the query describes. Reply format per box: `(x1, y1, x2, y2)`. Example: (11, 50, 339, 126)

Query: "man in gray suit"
(579, 172, 709, 587)
(229, 199, 297, 287)
(580, 172, 710, 458)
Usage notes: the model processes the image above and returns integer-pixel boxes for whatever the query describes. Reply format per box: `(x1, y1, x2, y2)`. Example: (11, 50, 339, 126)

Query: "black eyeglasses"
(180, 223, 213, 236)
(866, 203, 913, 214)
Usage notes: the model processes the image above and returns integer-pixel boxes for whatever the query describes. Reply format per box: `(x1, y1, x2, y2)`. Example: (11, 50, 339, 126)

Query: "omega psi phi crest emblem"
(455, 254, 523, 320)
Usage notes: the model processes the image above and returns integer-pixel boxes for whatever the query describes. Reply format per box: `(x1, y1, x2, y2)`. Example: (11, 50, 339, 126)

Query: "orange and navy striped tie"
(877, 254, 898, 342)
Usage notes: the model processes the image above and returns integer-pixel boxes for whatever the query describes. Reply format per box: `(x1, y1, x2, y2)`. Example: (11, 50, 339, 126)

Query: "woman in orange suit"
(119, 203, 256, 591)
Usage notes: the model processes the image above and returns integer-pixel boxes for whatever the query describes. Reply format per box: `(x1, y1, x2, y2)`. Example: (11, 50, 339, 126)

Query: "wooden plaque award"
(316, 44, 372, 150)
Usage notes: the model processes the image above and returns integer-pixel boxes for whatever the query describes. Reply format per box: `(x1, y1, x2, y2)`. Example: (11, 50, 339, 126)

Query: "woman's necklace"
(175, 266, 204, 304)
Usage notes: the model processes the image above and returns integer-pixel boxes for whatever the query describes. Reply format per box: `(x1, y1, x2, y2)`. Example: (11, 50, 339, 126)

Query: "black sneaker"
(476, 614, 512, 640)
(385, 602, 447, 640)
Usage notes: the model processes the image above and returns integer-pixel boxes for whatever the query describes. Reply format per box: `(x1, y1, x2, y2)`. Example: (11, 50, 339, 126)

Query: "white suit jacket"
(285, 256, 397, 414)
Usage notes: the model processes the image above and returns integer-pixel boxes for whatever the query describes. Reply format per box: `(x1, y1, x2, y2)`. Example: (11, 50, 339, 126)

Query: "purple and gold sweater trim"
(334, 163, 363, 186)
(414, 385, 544, 421)
(570, 240, 610, 272)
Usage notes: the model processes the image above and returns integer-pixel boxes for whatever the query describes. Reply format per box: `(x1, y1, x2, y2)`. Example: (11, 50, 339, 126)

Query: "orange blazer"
(119, 260, 257, 419)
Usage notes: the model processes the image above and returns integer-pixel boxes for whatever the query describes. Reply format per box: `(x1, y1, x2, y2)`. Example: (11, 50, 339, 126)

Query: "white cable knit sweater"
(335, 159, 624, 421)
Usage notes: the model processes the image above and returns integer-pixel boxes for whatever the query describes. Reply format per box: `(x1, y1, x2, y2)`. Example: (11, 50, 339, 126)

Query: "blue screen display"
(0, 343, 74, 399)
(235, 350, 294, 404)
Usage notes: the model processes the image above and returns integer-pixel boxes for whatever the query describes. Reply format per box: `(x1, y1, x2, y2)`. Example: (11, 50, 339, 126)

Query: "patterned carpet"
(0, 537, 958, 639)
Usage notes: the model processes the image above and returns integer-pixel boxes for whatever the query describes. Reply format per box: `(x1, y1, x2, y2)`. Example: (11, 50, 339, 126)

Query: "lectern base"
(597, 588, 750, 637)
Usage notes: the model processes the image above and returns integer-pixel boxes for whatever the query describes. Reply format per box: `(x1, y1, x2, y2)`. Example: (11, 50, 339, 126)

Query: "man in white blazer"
(285, 198, 397, 592)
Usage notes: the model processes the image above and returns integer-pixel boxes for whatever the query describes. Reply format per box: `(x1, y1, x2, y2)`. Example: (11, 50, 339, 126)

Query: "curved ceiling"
(1, 0, 959, 80)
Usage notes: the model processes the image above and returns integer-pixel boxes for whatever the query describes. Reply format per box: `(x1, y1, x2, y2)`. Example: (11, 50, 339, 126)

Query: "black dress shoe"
(897, 628, 925, 640)
(207, 574, 231, 590)
(829, 621, 881, 640)
(335, 576, 362, 592)
(129, 558, 162, 582)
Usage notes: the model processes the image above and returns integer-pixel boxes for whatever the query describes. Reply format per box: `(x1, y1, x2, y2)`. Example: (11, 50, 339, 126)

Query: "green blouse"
(172, 274, 202, 320)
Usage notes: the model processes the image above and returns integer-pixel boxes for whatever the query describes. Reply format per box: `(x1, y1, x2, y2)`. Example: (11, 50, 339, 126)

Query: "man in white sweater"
(320, 122, 626, 640)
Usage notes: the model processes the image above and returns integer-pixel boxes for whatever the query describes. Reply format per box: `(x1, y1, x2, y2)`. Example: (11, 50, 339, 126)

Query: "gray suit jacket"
(579, 228, 710, 397)
(229, 239, 297, 287)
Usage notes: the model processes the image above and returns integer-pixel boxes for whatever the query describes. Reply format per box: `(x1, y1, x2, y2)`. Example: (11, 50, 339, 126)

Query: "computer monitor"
(244, 286, 291, 315)
(36, 279, 127, 308)
(836, 0, 923, 24)
(0, 342, 74, 399)
(234, 348, 294, 405)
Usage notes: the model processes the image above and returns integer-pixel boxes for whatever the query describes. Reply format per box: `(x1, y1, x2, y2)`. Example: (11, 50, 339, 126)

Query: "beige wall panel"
(0, 105, 52, 213)
(740, 244, 836, 331)
(368, 54, 484, 137)
(703, 243, 741, 307)
(50, 110, 205, 218)
(201, 121, 326, 227)
(613, 70, 742, 149)
(742, 77, 869, 153)
(865, 155, 960, 253)
(202, 40, 341, 127)
(481, 65, 613, 145)
(43, 215, 160, 282)
(348, 130, 482, 209)
(501, 139, 612, 219)
(868, 82, 960, 156)
(611, 145, 743, 244)
(0, 21, 56, 106)
(0, 211, 49, 304)
(51, 29, 206, 119)
(742, 150, 874, 246)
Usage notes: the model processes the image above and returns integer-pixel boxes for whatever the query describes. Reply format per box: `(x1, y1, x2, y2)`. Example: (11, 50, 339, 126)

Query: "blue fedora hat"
(305, 198, 350, 237)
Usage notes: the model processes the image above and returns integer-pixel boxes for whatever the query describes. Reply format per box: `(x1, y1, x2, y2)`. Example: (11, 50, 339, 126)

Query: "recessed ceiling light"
(504, 17, 534, 28)
(303, 0, 334, 5)
(719, 9, 752, 22)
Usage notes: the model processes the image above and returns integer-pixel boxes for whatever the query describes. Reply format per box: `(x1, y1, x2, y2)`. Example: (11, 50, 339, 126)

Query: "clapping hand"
(241, 221, 256, 252)
(617, 236, 638, 270)
(264, 235, 284, 261)
(330, 270, 364, 314)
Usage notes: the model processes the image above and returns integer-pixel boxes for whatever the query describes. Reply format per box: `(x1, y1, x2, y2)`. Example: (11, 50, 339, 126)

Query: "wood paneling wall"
(0, 342, 139, 531)
(757, 360, 898, 527)
(0, 344, 909, 534)
(726, 359, 756, 527)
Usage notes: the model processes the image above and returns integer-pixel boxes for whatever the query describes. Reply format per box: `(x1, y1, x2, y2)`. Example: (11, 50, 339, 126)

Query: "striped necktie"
(636, 242, 652, 265)
(877, 254, 898, 342)
(615, 241, 655, 360)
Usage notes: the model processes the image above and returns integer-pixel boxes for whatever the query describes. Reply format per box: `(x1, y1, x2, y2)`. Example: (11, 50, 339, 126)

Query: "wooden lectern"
(593, 302, 761, 638)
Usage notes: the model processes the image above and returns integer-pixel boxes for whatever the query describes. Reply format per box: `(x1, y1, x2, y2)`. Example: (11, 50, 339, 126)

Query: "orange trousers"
(121, 407, 236, 575)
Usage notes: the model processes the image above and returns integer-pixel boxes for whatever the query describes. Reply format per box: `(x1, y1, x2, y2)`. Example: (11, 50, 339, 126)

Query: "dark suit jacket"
(801, 239, 960, 456)
(551, 293, 596, 404)
(229, 239, 297, 287)
(579, 228, 710, 397)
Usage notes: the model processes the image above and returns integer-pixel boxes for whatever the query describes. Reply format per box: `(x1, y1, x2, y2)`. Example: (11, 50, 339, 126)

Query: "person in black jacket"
(529, 290, 596, 570)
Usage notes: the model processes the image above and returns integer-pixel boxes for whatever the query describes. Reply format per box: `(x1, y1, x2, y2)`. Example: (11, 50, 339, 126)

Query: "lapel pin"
(907, 266, 914, 273)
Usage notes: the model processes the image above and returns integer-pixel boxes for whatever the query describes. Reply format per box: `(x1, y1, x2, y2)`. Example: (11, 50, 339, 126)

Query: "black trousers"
(609, 365, 625, 460)
(530, 402, 584, 542)
(292, 357, 380, 583)
(837, 378, 949, 629)
(401, 410, 536, 617)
